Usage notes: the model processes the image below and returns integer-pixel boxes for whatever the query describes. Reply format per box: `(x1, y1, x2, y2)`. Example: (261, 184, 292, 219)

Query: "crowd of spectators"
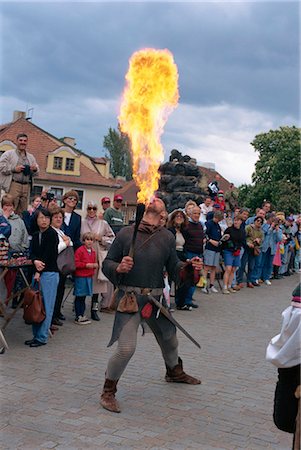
(165, 193, 300, 311)
(0, 168, 300, 345)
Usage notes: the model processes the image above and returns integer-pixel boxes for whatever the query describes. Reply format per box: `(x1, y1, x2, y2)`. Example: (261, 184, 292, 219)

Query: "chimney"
(13, 111, 26, 121)
(62, 137, 76, 147)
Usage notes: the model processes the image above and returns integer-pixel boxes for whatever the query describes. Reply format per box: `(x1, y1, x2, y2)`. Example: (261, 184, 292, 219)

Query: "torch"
(128, 202, 145, 258)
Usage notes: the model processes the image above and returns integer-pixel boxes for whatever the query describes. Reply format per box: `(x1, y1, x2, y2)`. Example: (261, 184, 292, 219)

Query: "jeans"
(75, 296, 86, 318)
(185, 250, 201, 305)
(294, 249, 301, 271)
(237, 248, 256, 283)
(261, 249, 274, 281)
(32, 272, 59, 343)
(252, 251, 263, 281)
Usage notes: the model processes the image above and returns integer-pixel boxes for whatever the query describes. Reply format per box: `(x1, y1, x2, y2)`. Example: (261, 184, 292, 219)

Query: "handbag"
(23, 282, 46, 325)
(57, 246, 75, 276)
(253, 246, 261, 256)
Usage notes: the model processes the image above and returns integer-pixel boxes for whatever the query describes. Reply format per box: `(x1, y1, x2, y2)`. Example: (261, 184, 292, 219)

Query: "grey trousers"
(106, 312, 179, 380)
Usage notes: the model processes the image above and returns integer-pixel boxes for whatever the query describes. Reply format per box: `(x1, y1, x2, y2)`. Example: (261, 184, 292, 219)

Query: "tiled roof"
(199, 166, 232, 193)
(0, 118, 117, 188)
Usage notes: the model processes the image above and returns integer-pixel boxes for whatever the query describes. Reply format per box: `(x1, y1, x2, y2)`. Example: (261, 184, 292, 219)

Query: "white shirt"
(64, 212, 71, 227)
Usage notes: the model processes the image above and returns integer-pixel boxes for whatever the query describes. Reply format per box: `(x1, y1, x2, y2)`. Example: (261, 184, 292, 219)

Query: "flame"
(119, 48, 179, 204)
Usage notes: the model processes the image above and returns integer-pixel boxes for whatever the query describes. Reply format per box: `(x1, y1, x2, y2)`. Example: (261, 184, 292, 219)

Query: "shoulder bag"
(23, 282, 46, 325)
(57, 246, 76, 276)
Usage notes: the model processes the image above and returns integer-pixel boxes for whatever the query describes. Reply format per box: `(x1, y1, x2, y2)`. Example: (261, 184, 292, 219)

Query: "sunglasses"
(102, 201, 110, 204)
(87, 207, 97, 211)
(115, 199, 122, 202)
(67, 197, 77, 201)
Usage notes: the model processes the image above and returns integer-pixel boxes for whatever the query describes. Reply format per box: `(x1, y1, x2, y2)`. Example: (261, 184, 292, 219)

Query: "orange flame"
(119, 48, 179, 204)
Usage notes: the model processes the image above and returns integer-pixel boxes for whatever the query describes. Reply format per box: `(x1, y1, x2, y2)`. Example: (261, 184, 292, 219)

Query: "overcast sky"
(0, 1, 299, 186)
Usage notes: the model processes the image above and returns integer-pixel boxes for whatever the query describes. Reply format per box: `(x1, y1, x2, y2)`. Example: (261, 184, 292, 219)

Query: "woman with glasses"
(81, 201, 115, 320)
(52, 190, 81, 324)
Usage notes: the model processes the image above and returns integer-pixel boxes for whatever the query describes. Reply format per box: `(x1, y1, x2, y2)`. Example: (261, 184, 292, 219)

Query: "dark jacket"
(205, 219, 222, 252)
(222, 225, 245, 252)
(183, 221, 204, 255)
(62, 211, 82, 250)
(30, 227, 59, 273)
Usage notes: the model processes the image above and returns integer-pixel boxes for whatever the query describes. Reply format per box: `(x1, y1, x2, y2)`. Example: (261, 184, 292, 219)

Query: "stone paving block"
(1, 275, 297, 449)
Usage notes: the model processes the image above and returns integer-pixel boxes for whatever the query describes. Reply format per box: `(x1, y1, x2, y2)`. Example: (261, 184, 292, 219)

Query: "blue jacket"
(261, 223, 282, 255)
(0, 215, 11, 239)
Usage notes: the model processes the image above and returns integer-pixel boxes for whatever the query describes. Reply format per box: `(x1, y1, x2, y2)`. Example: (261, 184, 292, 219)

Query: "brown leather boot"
(165, 357, 201, 385)
(100, 379, 121, 413)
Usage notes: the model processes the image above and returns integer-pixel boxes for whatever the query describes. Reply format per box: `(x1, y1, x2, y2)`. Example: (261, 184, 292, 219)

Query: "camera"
(46, 192, 56, 201)
(22, 164, 31, 176)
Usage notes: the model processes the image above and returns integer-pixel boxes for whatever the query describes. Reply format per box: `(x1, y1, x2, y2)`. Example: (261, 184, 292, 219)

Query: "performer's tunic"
(102, 223, 184, 346)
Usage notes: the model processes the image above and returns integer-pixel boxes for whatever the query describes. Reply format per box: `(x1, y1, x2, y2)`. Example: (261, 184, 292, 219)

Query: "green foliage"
(103, 126, 132, 180)
(238, 126, 300, 215)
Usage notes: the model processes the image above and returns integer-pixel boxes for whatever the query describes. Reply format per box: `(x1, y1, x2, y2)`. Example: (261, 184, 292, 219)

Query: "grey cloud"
(2, 2, 298, 117)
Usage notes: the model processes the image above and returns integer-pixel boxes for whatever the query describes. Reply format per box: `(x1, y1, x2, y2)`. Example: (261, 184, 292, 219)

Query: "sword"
(146, 292, 201, 349)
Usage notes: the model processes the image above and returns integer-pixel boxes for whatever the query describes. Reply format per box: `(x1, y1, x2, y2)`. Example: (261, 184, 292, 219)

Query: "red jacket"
(74, 245, 96, 278)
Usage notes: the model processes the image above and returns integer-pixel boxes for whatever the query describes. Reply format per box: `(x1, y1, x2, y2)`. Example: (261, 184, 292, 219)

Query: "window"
(30, 185, 43, 201)
(53, 157, 63, 170)
(50, 187, 64, 206)
(65, 158, 75, 171)
(74, 190, 83, 210)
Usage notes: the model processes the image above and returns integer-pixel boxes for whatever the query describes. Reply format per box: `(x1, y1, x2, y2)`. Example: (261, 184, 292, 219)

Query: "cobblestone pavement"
(1, 274, 299, 449)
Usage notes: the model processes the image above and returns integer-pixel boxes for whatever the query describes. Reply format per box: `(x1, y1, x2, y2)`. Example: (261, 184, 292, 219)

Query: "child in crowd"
(74, 232, 98, 325)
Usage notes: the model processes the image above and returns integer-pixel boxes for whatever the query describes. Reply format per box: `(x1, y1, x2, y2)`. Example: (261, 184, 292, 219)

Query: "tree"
(103, 126, 132, 180)
(238, 126, 300, 214)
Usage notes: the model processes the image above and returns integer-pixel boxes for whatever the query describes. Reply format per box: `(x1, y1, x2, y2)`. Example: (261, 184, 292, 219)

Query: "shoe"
(50, 325, 59, 332)
(165, 357, 201, 385)
(30, 339, 46, 347)
(265, 280, 272, 286)
(247, 282, 254, 288)
(58, 313, 66, 321)
(190, 303, 199, 308)
(52, 318, 63, 326)
(91, 310, 100, 321)
(232, 285, 241, 291)
(252, 282, 260, 287)
(176, 305, 192, 311)
(100, 379, 121, 413)
(100, 307, 114, 314)
(258, 279, 264, 284)
(24, 338, 35, 346)
(210, 286, 218, 293)
(75, 315, 91, 325)
(223, 289, 230, 294)
(201, 287, 209, 294)
(238, 283, 244, 288)
(228, 288, 238, 293)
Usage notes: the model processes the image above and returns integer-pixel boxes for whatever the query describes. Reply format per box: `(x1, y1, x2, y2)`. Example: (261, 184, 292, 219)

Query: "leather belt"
(118, 285, 163, 296)
(12, 180, 30, 185)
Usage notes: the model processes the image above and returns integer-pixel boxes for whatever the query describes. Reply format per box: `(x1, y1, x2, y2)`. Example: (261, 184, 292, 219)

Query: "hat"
(218, 190, 224, 195)
(114, 194, 123, 201)
(101, 197, 110, 203)
(286, 215, 294, 222)
(213, 203, 221, 209)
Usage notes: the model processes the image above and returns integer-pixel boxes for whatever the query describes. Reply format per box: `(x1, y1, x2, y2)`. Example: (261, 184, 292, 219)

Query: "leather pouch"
(117, 292, 139, 313)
